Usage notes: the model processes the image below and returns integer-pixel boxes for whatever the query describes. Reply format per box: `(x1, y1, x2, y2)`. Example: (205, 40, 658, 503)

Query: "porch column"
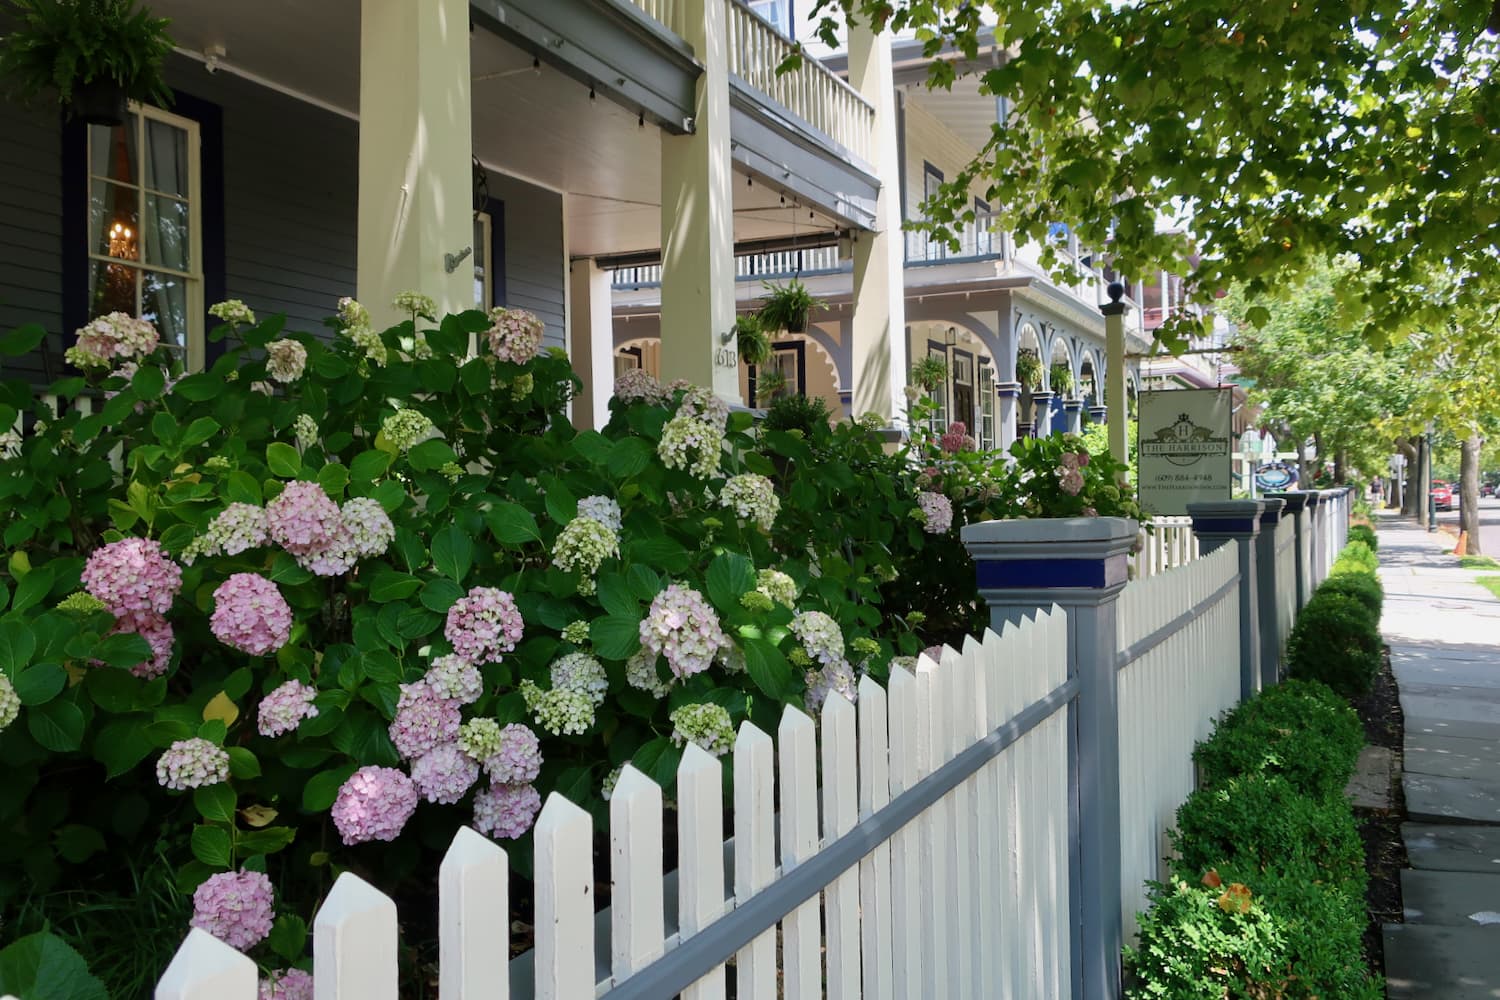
(1064, 398, 1083, 435)
(996, 381, 1021, 452)
(961, 517, 1138, 1000)
(847, 24, 906, 422)
(1031, 390, 1055, 436)
(357, 0, 473, 330)
(1188, 500, 1266, 699)
(659, 0, 738, 401)
(568, 259, 615, 430)
(1088, 404, 1109, 426)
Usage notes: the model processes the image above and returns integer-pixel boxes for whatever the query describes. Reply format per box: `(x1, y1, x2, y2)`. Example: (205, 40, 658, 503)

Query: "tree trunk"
(1461, 433, 1483, 555)
(1296, 437, 1309, 489)
(1334, 449, 1347, 485)
(1398, 438, 1419, 514)
(1313, 432, 1324, 484)
(1401, 437, 1421, 519)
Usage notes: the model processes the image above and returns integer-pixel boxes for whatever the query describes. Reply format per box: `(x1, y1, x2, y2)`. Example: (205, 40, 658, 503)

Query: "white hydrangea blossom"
(717, 474, 780, 531)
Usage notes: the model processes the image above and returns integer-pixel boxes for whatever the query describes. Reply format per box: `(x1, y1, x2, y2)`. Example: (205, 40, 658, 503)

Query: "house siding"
(486, 172, 566, 349)
(901, 98, 988, 222)
(0, 101, 66, 385)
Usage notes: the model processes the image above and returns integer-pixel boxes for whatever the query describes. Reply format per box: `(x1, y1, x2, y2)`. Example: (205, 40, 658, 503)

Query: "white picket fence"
(1129, 515, 1200, 579)
(1272, 514, 1297, 669)
(154, 610, 1075, 1000)
(1114, 545, 1241, 938)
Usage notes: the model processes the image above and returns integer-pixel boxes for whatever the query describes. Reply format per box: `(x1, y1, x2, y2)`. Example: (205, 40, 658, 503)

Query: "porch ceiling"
(904, 75, 1001, 158)
(154, 0, 845, 261)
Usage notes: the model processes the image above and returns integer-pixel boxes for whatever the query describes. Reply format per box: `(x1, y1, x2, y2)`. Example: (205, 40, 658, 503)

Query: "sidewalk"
(1376, 513, 1500, 999)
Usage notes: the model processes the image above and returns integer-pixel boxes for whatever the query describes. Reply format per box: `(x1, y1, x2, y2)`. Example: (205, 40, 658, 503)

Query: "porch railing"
(612, 245, 845, 289)
(726, 0, 875, 162)
(1130, 515, 1200, 579)
(905, 213, 1008, 265)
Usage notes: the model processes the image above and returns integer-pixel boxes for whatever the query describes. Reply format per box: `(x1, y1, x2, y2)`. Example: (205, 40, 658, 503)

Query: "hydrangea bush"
(0, 300, 1140, 992)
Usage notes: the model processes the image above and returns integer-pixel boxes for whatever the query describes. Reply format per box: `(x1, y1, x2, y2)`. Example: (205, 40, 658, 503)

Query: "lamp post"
(1101, 281, 1129, 483)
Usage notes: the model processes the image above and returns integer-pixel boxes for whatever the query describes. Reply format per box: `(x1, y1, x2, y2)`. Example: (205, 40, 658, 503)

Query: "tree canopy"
(810, 0, 1499, 351)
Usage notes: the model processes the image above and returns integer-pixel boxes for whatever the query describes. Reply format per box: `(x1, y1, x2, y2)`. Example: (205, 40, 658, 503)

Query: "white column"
(996, 382, 1021, 452)
(357, 0, 473, 330)
(847, 26, 907, 423)
(659, 0, 739, 401)
(569, 259, 615, 430)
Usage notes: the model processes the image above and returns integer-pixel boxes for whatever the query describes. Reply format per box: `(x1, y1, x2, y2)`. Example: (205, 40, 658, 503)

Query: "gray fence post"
(1266, 491, 1310, 611)
(961, 516, 1137, 1000)
(1303, 490, 1323, 591)
(1186, 500, 1266, 699)
(1252, 497, 1286, 684)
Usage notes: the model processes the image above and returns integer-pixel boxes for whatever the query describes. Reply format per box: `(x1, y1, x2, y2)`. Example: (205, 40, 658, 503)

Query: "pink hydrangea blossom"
(70, 312, 159, 367)
(1077, 451, 1090, 467)
(211, 573, 293, 656)
(940, 421, 969, 453)
(1060, 468, 1085, 496)
(265, 481, 342, 556)
(472, 782, 542, 839)
(107, 610, 174, 679)
(614, 369, 668, 404)
(389, 681, 462, 760)
(444, 587, 524, 664)
(485, 307, 545, 364)
(410, 744, 481, 804)
(484, 723, 543, 784)
(331, 766, 419, 845)
(82, 537, 182, 616)
(1060, 452, 1080, 471)
(424, 654, 482, 705)
(265, 339, 307, 383)
(259, 969, 313, 1000)
(917, 491, 953, 534)
(156, 738, 230, 790)
(339, 497, 395, 558)
(257, 679, 320, 737)
(639, 584, 729, 679)
(191, 869, 275, 951)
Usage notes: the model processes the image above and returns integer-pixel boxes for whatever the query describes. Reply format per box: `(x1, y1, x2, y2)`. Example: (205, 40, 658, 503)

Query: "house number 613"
(714, 348, 738, 368)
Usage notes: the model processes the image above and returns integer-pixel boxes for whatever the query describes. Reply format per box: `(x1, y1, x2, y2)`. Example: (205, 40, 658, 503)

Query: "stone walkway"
(1377, 513, 1500, 999)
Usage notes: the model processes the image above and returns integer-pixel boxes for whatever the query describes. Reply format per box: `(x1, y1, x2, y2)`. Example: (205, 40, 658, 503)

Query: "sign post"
(1137, 389, 1234, 515)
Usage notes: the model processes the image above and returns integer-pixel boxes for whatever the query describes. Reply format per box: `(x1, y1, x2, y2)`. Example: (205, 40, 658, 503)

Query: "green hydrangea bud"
(561, 620, 592, 645)
(740, 591, 774, 613)
(56, 592, 108, 615)
(850, 636, 880, 661)
(788, 647, 813, 668)
(906, 611, 926, 626)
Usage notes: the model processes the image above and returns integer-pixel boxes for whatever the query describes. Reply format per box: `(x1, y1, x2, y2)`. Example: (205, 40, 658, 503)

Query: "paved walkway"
(1377, 513, 1500, 998)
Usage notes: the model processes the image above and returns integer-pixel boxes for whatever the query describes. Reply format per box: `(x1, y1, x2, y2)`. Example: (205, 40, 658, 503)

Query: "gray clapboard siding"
(486, 172, 566, 349)
(0, 100, 64, 385)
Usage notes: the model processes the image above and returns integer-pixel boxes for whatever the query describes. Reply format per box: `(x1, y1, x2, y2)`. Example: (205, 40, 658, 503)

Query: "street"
(1433, 496, 1500, 555)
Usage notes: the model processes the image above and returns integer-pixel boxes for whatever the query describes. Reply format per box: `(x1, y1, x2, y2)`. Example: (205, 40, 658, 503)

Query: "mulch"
(1348, 644, 1407, 978)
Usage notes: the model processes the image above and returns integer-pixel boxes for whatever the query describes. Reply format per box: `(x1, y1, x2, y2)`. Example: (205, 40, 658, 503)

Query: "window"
(87, 105, 202, 370)
(749, 342, 804, 407)
(974, 197, 992, 256)
(614, 346, 643, 378)
(474, 212, 493, 308)
(951, 349, 974, 434)
(915, 163, 945, 261)
(745, 0, 793, 37)
(979, 361, 995, 449)
(926, 341, 948, 432)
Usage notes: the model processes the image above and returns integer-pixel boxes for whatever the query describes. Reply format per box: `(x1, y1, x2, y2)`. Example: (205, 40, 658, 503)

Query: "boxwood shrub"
(1193, 678, 1364, 798)
(1348, 523, 1377, 552)
(1318, 570, 1383, 620)
(1286, 590, 1382, 697)
(1331, 539, 1378, 575)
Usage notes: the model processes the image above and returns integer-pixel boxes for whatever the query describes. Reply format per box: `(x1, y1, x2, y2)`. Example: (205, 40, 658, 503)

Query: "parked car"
(1483, 482, 1497, 499)
(1431, 480, 1454, 511)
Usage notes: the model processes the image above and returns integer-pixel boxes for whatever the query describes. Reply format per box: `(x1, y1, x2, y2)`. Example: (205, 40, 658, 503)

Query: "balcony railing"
(905, 213, 1008, 265)
(725, 0, 874, 162)
(630, 0, 687, 34)
(612, 245, 843, 289)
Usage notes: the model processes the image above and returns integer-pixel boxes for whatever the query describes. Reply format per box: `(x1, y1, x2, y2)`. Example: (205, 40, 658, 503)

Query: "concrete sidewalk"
(1377, 514, 1500, 999)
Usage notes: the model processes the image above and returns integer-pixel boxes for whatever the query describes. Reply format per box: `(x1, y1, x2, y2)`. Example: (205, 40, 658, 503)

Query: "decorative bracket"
(444, 246, 474, 274)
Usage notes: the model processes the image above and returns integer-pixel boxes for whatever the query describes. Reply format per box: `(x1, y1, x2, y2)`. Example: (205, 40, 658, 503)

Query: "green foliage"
(0, 0, 174, 107)
(1331, 540, 1378, 575)
(1015, 348, 1043, 390)
(1318, 571, 1383, 621)
(1286, 588, 1382, 698)
(1193, 679, 1364, 800)
(1347, 523, 1377, 552)
(0, 932, 108, 1000)
(909, 355, 949, 392)
(1460, 554, 1500, 570)
(761, 392, 831, 435)
(734, 314, 771, 367)
(756, 278, 818, 333)
(1048, 362, 1074, 395)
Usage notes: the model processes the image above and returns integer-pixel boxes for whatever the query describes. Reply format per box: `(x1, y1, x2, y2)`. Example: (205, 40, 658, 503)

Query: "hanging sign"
(1137, 388, 1234, 515)
(1254, 461, 1297, 491)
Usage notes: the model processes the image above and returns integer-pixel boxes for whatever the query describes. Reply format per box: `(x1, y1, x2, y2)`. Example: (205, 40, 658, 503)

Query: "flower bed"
(0, 301, 1137, 993)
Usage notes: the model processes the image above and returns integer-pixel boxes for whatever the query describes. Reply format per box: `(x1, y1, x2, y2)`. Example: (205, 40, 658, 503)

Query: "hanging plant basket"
(757, 278, 819, 335)
(70, 77, 128, 125)
(1016, 349, 1044, 391)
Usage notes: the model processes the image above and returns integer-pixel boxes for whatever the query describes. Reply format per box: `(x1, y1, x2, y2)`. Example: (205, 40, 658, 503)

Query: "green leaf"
(431, 524, 474, 583)
(544, 482, 579, 526)
(0, 931, 109, 1000)
(303, 764, 358, 811)
(226, 470, 262, 505)
(226, 746, 261, 779)
(27, 699, 85, 752)
(93, 718, 154, 778)
(222, 667, 254, 701)
(0, 323, 46, 357)
(350, 449, 393, 484)
(267, 915, 309, 963)
(742, 637, 793, 700)
(172, 373, 222, 401)
(180, 417, 222, 448)
(85, 668, 146, 713)
(90, 632, 153, 668)
(486, 502, 542, 545)
(596, 573, 637, 618)
(150, 410, 179, 446)
(408, 438, 459, 472)
(571, 430, 614, 466)
(0, 620, 36, 674)
(13, 663, 66, 705)
(193, 783, 238, 824)
(607, 437, 655, 478)
(627, 564, 663, 601)
(317, 462, 351, 498)
(9, 564, 55, 614)
(236, 826, 296, 857)
(266, 442, 302, 478)
(591, 613, 642, 660)
(190, 825, 233, 869)
(420, 577, 465, 612)
(53, 824, 106, 863)
(369, 571, 423, 602)
(706, 552, 757, 611)
(132, 364, 165, 399)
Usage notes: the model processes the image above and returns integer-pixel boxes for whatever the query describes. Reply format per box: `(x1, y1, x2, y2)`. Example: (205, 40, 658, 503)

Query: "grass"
(1459, 554, 1500, 569)
(1478, 576, 1500, 601)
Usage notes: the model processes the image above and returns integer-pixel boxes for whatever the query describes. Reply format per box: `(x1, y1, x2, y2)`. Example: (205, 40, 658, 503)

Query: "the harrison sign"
(1137, 388, 1234, 515)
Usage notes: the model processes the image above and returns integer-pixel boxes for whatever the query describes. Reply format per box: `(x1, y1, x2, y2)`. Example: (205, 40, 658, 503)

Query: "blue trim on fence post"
(1188, 501, 1266, 699)
(961, 516, 1138, 1000)
(1253, 498, 1287, 684)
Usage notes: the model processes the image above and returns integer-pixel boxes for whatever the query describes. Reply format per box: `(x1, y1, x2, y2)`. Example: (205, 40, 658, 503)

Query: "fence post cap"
(960, 515, 1139, 553)
(1257, 496, 1286, 523)
(1186, 500, 1266, 538)
(1265, 490, 1309, 513)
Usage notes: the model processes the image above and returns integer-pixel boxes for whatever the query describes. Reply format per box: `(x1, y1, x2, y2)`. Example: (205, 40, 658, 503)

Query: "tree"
(807, 0, 1499, 350)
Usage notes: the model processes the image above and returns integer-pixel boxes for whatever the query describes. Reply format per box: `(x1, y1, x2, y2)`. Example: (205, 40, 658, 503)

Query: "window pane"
(91, 180, 140, 261)
(88, 259, 138, 318)
(89, 121, 137, 184)
(144, 194, 191, 270)
(142, 271, 189, 351)
(473, 216, 488, 307)
(144, 119, 189, 196)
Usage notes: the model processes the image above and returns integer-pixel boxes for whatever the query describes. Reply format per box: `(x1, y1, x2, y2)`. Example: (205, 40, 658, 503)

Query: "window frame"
(85, 102, 205, 371)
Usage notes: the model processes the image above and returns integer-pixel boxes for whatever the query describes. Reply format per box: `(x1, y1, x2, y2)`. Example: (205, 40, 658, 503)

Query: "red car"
(1431, 480, 1454, 511)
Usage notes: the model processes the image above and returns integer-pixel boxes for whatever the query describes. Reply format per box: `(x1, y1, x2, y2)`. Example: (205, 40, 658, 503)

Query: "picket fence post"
(961, 515, 1138, 1000)
(314, 872, 399, 1000)
(533, 793, 595, 999)
(440, 826, 510, 1000)
(611, 765, 665, 982)
(1187, 500, 1266, 699)
(155, 928, 257, 1000)
(732, 724, 776, 999)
